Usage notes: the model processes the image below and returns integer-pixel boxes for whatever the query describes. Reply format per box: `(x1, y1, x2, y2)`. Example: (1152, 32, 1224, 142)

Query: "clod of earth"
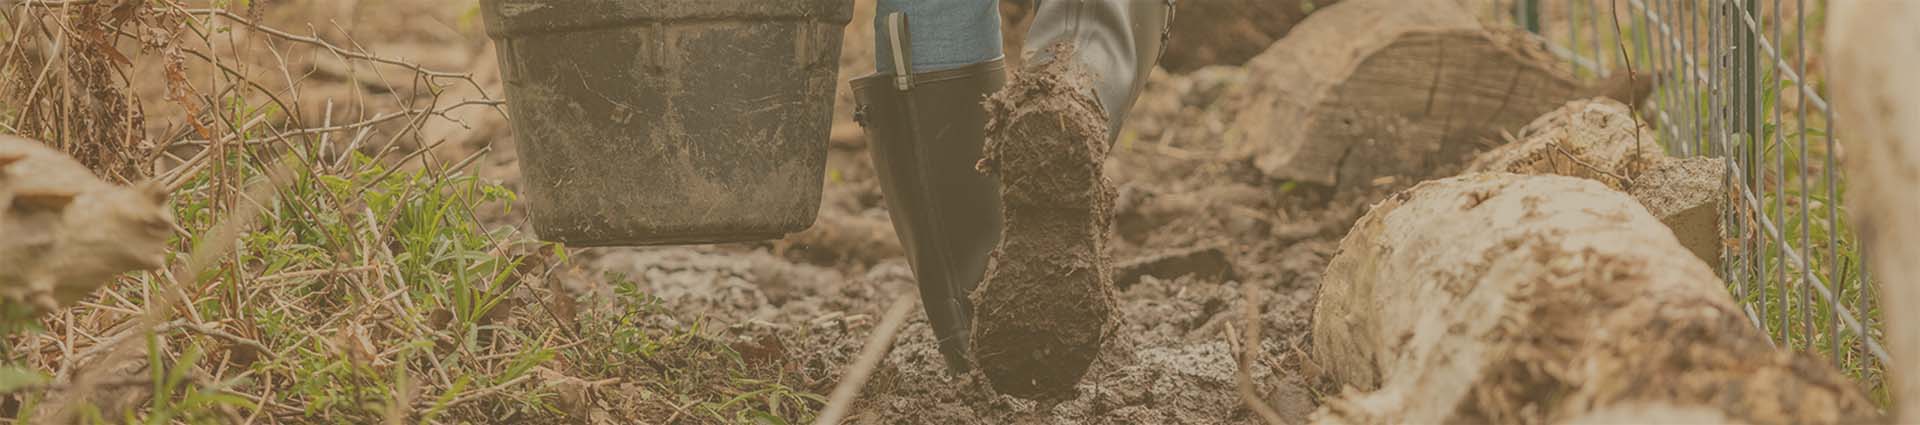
(1216, 0, 1644, 195)
(1308, 173, 1873, 425)
(1469, 98, 1726, 269)
(0, 135, 173, 313)
(971, 43, 1119, 400)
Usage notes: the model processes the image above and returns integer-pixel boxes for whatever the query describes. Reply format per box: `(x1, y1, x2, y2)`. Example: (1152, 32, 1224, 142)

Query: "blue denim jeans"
(873, 0, 1004, 74)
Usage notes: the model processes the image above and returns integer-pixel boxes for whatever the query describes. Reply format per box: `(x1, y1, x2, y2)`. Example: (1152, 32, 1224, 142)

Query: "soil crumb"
(971, 43, 1120, 400)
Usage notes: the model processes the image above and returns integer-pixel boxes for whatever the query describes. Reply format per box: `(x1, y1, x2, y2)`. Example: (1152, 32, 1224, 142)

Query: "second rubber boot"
(968, 0, 1174, 399)
(852, 14, 1007, 373)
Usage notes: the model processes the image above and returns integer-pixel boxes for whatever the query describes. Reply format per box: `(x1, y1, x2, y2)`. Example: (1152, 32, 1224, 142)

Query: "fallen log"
(1468, 98, 1725, 270)
(1219, 0, 1588, 193)
(1309, 173, 1872, 424)
(1828, 2, 1920, 419)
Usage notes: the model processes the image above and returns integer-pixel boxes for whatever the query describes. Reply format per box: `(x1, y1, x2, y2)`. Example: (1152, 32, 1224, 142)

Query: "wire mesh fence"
(1483, 0, 1888, 400)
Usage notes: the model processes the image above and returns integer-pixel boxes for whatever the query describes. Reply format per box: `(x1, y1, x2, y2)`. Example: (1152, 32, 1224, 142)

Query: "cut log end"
(1222, 0, 1589, 194)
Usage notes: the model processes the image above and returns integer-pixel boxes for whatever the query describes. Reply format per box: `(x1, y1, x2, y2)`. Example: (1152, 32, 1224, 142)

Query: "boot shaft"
(853, 57, 1008, 372)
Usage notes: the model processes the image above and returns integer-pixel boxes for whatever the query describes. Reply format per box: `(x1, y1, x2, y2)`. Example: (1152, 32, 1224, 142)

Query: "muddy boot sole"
(970, 44, 1119, 400)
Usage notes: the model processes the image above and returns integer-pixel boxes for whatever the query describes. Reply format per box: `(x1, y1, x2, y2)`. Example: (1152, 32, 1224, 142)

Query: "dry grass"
(0, 1, 826, 423)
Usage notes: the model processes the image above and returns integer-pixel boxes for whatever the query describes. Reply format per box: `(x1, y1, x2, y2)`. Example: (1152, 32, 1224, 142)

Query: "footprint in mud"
(970, 44, 1120, 400)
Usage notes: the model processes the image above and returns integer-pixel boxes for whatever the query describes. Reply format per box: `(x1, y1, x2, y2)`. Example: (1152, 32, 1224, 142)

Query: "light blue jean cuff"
(874, 0, 1004, 74)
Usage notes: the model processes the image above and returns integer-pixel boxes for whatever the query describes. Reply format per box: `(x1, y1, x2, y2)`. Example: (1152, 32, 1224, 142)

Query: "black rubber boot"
(1021, 0, 1174, 142)
(851, 14, 1007, 373)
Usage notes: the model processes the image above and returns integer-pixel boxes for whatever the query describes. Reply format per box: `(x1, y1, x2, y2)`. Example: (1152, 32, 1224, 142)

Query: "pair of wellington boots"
(851, 0, 1174, 396)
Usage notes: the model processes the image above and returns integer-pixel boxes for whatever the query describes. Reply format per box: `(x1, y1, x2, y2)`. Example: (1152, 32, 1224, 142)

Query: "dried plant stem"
(1238, 284, 1290, 425)
(816, 294, 916, 425)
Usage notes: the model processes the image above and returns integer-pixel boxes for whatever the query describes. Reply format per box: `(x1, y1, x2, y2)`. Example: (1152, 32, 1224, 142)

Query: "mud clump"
(971, 44, 1118, 400)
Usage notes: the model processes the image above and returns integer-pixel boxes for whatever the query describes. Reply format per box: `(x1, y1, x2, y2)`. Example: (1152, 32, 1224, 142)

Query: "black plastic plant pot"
(480, 0, 853, 246)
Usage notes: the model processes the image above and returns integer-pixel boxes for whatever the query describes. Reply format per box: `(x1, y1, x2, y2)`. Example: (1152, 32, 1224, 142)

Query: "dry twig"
(815, 294, 916, 425)
(1238, 284, 1291, 425)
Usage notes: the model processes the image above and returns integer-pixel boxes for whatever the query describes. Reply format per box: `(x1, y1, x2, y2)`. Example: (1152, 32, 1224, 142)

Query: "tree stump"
(1218, 0, 1586, 194)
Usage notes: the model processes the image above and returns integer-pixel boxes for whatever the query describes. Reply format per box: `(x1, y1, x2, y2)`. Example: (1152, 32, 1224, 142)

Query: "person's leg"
(872, 0, 1004, 74)
(853, 0, 1006, 372)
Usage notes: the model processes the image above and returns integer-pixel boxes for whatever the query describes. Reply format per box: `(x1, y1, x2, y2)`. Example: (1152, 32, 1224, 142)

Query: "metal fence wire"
(1483, 0, 1889, 397)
